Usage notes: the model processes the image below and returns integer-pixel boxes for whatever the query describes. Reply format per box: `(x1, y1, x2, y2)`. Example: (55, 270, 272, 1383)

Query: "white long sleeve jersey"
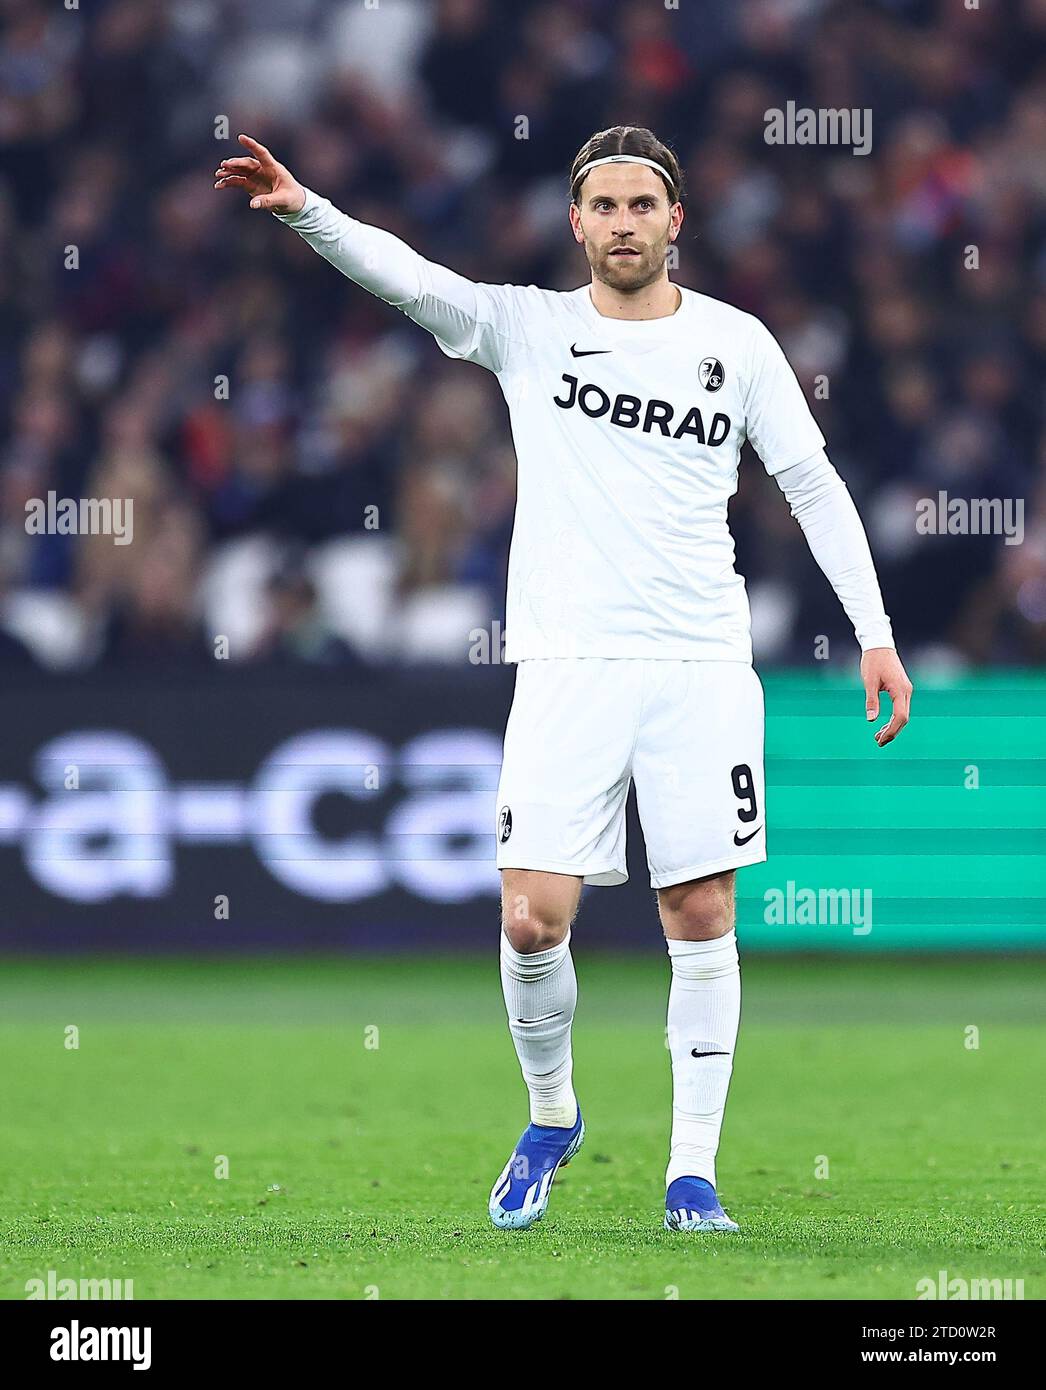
(276, 189, 894, 662)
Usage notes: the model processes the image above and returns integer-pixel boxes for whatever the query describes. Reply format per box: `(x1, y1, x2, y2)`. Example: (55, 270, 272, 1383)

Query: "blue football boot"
(488, 1110, 585, 1230)
(664, 1176, 740, 1232)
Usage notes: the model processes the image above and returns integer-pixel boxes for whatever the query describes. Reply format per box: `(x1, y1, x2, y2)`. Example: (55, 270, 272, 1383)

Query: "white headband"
(572, 153, 675, 191)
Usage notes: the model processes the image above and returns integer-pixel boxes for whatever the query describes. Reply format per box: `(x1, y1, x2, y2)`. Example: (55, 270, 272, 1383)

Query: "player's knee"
(501, 910, 570, 954)
(502, 911, 566, 956)
(659, 874, 735, 940)
(500, 872, 578, 952)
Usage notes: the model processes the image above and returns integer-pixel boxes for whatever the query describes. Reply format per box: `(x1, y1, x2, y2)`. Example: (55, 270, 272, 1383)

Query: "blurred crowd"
(1, 0, 1045, 672)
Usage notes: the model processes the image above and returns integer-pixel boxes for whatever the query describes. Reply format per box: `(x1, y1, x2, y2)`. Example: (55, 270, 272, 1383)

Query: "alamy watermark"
(916, 491, 1024, 545)
(26, 1269, 134, 1300)
(25, 492, 133, 546)
(764, 881, 872, 935)
(916, 1269, 1024, 1301)
(764, 102, 872, 156)
(50, 1321, 151, 1371)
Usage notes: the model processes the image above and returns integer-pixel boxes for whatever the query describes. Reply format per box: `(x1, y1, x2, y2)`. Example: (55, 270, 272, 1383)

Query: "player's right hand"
(214, 135, 306, 215)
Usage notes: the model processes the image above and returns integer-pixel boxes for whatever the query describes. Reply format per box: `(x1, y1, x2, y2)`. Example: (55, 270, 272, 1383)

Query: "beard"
(587, 227, 671, 293)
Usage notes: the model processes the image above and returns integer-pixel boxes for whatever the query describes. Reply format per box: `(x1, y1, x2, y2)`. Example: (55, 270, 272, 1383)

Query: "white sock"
(665, 931, 741, 1188)
(499, 930, 578, 1128)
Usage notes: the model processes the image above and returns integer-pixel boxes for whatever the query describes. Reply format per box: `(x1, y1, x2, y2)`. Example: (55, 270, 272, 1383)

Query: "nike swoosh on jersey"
(733, 826, 762, 846)
(570, 344, 612, 357)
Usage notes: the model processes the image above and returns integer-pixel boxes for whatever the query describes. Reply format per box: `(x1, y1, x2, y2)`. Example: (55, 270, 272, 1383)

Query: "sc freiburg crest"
(699, 357, 725, 392)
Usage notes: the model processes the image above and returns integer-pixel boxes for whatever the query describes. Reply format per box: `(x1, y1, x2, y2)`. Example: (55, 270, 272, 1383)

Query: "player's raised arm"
(215, 134, 510, 371)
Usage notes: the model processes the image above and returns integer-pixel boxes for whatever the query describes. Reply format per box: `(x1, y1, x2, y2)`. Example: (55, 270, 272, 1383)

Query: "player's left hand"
(861, 647, 913, 747)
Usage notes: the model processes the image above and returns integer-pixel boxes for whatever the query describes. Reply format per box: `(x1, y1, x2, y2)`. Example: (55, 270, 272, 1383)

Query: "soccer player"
(216, 126, 912, 1234)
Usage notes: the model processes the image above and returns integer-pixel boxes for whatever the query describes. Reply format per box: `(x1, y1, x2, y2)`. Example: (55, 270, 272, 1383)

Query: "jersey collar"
(578, 282, 690, 334)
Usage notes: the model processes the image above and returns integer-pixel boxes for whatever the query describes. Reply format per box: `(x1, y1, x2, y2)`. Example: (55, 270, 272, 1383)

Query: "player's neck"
(588, 275, 681, 322)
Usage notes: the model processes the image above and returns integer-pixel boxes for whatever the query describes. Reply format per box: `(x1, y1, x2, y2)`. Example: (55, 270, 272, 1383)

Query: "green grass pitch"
(2, 953, 1043, 1300)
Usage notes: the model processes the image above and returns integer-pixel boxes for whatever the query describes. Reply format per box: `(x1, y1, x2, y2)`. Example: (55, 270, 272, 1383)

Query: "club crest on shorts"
(699, 357, 725, 392)
(498, 805, 513, 843)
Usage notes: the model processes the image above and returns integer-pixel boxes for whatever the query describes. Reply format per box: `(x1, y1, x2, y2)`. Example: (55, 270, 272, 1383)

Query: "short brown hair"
(569, 126, 684, 206)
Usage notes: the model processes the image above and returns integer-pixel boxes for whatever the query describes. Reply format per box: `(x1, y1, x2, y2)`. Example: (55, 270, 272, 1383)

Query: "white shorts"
(495, 658, 766, 889)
